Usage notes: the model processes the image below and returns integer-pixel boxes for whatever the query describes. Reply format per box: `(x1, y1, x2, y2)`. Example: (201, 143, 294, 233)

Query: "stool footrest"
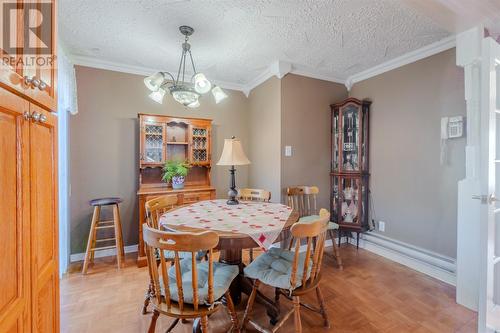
(98, 220, 114, 224)
(95, 237, 117, 243)
(95, 225, 115, 230)
(91, 245, 117, 251)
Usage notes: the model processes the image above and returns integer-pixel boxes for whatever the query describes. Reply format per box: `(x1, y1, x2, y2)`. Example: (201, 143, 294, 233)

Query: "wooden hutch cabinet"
(330, 98, 371, 245)
(137, 114, 216, 267)
(0, 1, 59, 332)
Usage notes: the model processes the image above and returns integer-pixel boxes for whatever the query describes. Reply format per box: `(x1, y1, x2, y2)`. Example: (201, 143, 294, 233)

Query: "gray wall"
(281, 74, 348, 207)
(349, 49, 465, 258)
(70, 66, 249, 254)
(247, 77, 282, 202)
(71, 49, 465, 259)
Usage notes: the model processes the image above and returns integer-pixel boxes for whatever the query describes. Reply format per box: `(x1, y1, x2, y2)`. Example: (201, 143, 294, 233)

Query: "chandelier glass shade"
(144, 26, 227, 107)
(169, 85, 200, 106)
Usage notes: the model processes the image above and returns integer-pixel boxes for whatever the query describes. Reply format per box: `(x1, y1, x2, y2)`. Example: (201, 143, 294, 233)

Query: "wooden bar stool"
(82, 197, 125, 274)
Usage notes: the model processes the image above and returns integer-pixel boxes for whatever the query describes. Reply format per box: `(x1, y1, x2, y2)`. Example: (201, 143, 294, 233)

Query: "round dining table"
(159, 199, 300, 325)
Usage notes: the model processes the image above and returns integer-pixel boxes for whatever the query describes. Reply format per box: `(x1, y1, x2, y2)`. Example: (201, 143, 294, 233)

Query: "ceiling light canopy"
(144, 26, 227, 107)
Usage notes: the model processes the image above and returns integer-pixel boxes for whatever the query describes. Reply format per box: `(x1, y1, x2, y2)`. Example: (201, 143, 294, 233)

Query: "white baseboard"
(68, 234, 457, 287)
(70, 238, 344, 263)
(70, 244, 138, 263)
(349, 232, 456, 286)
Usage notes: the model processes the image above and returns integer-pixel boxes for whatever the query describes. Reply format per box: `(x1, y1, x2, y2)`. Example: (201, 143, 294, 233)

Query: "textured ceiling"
(59, 0, 451, 85)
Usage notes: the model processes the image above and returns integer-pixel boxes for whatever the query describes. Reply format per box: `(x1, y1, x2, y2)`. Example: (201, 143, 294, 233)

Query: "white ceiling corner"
(60, 0, 457, 95)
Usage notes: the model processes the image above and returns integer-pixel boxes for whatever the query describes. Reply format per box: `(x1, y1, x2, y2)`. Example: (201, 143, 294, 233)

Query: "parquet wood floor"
(61, 244, 477, 332)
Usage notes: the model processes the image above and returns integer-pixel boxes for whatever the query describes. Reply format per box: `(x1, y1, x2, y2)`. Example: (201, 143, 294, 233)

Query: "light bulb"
(193, 73, 212, 94)
(149, 87, 166, 104)
(187, 99, 200, 108)
(211, 86, 228, 104)
(144, 72, 165, 92)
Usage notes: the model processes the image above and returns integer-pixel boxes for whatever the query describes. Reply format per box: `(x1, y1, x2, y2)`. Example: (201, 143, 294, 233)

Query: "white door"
(477, 36, 500, 333)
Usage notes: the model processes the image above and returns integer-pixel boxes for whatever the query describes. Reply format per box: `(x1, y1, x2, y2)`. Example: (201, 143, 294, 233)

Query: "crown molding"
(71, 36, 457, 96)
(243, 60, 290, 97)
(345, 35, 456, 90)
(72, 54, 158, 76)
(243, 60, 346, 96)
(290, 65, 345, 85)
(71, 54, 247, 93)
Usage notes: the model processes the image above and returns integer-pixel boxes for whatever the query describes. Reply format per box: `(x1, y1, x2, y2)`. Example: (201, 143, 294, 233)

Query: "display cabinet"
(137, 114, 215, 266)
(330, 98, 371, 244)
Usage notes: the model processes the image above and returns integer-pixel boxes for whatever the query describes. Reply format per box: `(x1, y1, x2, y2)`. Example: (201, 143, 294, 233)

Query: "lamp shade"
(144, 72, 165, 92)
(217, 138, 250, 166)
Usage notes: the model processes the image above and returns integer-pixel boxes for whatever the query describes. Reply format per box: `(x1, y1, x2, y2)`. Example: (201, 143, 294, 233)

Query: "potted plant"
(162, 160, 191, 189)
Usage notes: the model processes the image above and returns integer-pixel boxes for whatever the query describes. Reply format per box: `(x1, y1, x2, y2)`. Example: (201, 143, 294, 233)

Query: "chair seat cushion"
(243, 247, 312, 290)
(299, 215, 339, 230)
(164, 259, 238, 305)
(89, 197, 122, 206)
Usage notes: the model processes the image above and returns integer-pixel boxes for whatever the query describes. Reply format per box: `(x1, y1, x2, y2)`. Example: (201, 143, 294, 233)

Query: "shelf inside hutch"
(140, 165, 210, 187)
(166, 121, 188, 143)
(167, 144, 188, 161)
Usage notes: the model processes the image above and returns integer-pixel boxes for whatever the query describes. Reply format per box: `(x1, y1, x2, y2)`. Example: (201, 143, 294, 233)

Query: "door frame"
(477, 35, 500, 333)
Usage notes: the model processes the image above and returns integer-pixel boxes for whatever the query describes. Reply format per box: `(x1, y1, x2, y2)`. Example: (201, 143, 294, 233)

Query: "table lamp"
(217, 136, 250, 205)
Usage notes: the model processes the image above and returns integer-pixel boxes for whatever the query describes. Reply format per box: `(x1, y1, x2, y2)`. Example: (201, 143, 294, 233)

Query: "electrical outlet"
(285, 146, 292, 156)
(378, 221, 386, 232)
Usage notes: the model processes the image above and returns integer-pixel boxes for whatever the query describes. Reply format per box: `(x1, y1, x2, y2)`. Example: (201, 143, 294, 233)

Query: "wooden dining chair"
(143, 224, 240, 333)
(287, 186, 343, 269)
(238, 188, 271, 202)
(241, 209, 331, 333)
(237, 188, 272, 262)
(143, 195, 183, 314)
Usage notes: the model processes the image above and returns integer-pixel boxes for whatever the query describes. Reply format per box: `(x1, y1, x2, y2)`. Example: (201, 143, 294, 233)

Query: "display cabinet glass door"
(143, 122, 165, 164)
(191, 127, 209, 164)
(340, 104, 361, 172)
(332, 110, 340, 171)
(332, 175, 363, 225)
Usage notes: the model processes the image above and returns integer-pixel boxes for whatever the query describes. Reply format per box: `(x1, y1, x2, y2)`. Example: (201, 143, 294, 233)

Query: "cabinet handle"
(31, 112, 41, 122)
(38, 79, 47, 91)
(31, 77, 41, 88)
(23, 111, 31, 120)
(39, 114, 47, 123)
(23, 76, 41, 89)
(24, 76, 33, 86)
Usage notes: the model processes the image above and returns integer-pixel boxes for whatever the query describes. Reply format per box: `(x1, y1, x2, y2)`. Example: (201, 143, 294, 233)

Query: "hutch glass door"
(192, 126, 209, 164)
(144, 122, 165, 164)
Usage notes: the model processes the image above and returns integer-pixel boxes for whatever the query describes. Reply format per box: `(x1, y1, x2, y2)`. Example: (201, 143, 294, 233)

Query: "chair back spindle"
(142, 224, 219, 312)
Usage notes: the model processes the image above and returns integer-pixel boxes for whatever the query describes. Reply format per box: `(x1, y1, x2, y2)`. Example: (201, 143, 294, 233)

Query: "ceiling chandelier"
(144, 25, 228, 107)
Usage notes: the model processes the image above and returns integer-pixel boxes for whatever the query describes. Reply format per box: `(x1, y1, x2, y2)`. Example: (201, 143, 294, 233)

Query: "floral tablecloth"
(159, 199, 293, 250)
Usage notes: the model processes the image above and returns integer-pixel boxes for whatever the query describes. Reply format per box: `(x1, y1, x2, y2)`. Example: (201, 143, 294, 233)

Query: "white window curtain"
(58, 45, 78, 115)
(58, 43, 77, 276)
